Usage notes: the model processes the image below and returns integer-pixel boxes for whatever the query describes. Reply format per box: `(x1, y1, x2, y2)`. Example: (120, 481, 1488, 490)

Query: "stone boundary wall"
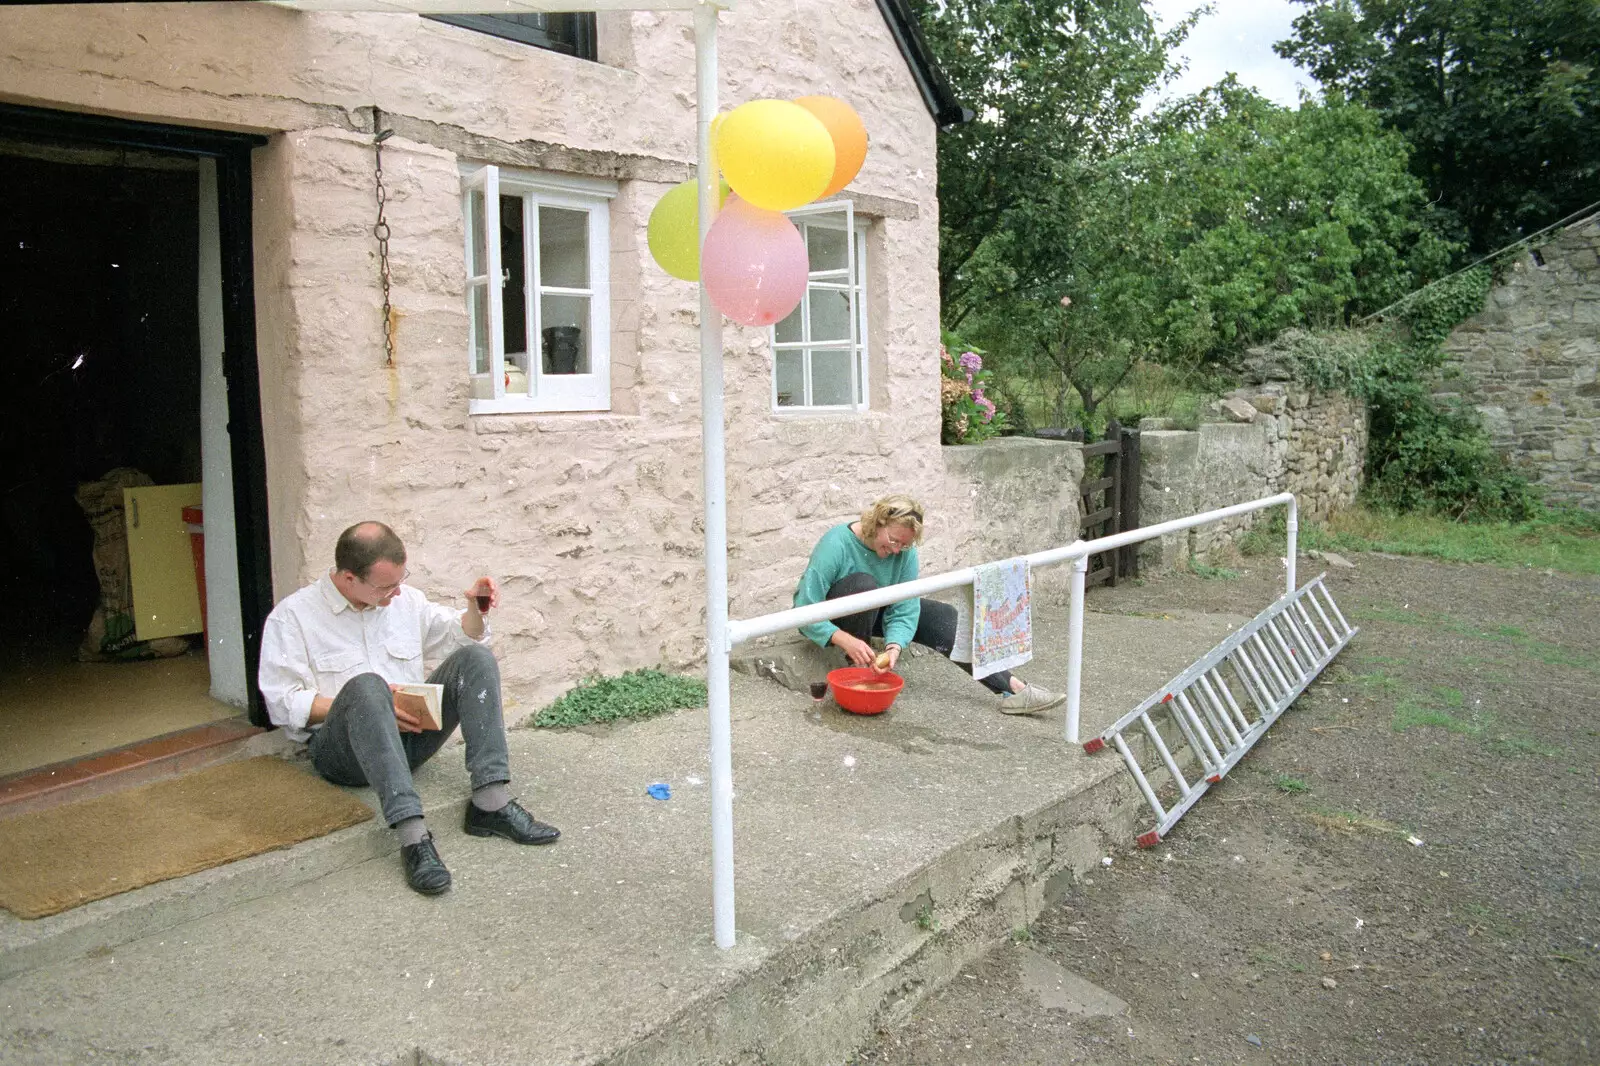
(1438, 213, 1600, 510)
(1137, 384, 1367, 572)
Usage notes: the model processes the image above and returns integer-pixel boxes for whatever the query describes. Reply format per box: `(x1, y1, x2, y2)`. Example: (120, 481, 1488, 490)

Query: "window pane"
(805, 225, 848, 272)
(501, 195, 528, 356)
(809, 348, 853, 406)
(774, 349, 804, 407)
(774, 300, 803, 344)
(467, 189, 486, 276)
(540, 294, 590, 375)
(807, 286, 851, 344)
(540, 207, 589, 289)
(470, 284, 489, 375)
(426, 13, 596, 60)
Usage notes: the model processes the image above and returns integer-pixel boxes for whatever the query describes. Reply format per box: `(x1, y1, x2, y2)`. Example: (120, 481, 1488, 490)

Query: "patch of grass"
(1273, 774, 1311, 794)
(1355, 607, 1598, 674)
(1336, 505, 1598, 574)
(1242, 504, 1600, 574)
(1393, 700, 1478, 735)
(1188, 558, 1240, 581)
(1390, 688, 1556, 757)
(915, 902, 940, 933)
(1354, 670, 1401, 695)
(532, 669, 707, 728)
(1011, 925, 1034, 943)
(1486, 732, 1560, 758)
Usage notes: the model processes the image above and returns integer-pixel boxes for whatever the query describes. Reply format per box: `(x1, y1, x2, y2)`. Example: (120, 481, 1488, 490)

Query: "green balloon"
(648, 177, 727, 282)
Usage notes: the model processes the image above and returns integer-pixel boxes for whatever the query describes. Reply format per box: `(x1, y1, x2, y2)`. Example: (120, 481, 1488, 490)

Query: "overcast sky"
(1143, 0, 1314, 109)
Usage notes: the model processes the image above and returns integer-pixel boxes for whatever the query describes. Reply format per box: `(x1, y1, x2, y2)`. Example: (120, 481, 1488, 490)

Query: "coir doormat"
(0, 756, 374, 919)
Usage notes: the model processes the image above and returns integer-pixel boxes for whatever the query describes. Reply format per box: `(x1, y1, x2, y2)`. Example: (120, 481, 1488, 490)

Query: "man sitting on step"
(258, 521, 559, 896)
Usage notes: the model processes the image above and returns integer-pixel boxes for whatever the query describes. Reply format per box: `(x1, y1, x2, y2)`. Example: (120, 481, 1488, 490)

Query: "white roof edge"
(267, 0, 732, 12)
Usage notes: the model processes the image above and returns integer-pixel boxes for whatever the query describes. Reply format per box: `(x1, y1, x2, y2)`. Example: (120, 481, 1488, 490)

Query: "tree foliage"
(957, 82, 1457, 424)
(907, 0, 1189, 319)
(1276, 0, 1600, 255)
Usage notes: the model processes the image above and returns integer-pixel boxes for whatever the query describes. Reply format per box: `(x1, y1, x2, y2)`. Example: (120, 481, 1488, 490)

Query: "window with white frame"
(462, 165, 614, 414)
(771, 202, 869, 411)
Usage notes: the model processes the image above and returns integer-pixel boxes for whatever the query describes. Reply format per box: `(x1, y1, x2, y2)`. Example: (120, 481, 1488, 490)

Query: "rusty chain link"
(372, 106, 395, 367)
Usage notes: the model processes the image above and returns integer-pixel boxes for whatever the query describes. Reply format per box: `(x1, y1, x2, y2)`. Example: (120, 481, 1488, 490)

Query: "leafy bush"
(940, 333, 1010, 444)
(532, 669, 707, 728)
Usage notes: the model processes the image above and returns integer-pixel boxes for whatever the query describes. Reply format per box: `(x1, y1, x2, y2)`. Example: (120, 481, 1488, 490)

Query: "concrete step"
(0, 718, 270, 818)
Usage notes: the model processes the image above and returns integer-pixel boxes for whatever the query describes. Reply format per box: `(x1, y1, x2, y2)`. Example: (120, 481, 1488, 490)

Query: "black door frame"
(0, 102, 275, 726)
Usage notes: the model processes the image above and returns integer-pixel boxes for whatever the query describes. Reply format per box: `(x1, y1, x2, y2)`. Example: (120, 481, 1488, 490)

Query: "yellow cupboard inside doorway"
(124, 483, 204, 641)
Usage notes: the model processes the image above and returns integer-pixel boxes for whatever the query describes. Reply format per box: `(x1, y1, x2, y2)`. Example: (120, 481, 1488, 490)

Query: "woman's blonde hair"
(860, 494, 925, 543)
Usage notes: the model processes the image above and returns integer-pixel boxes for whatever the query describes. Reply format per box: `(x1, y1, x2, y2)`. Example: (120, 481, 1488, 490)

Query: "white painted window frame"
(770, 201, 869, 413)
(461, 164, 616, 415)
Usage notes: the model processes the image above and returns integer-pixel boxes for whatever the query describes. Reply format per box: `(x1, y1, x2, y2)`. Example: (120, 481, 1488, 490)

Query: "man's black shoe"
(401, 833, 452, 895)
(464, 799, 561, 845)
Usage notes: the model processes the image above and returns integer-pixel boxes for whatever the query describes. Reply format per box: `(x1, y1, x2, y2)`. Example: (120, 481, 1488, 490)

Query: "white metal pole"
(1064, 554, 1088, 744)
(693, 1, 735, 951)
(1285, 496, 1298, 597)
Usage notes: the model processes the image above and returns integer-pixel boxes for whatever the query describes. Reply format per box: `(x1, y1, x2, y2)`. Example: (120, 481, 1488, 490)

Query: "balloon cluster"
(647, 96, 868, 326)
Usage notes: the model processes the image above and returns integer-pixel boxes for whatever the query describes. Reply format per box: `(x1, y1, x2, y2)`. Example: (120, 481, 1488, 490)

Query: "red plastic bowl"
(827, 667, 905, 715)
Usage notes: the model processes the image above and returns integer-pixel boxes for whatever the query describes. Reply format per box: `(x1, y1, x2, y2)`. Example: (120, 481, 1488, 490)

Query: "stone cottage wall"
(1137, 384, 1367, 572)
(1438, 214, 1600, 510)
(0, 1, 1011, 716)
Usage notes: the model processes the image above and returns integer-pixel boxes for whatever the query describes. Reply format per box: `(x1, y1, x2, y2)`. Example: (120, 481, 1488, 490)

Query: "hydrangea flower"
(958, 351, 983, 373)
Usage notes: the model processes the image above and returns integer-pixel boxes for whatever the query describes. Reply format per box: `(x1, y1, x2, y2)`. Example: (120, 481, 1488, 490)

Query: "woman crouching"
(793, 493, 1066, 715)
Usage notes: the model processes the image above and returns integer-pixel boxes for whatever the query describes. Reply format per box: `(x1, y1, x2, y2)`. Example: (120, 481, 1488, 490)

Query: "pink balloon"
(700, 196, 809, 327)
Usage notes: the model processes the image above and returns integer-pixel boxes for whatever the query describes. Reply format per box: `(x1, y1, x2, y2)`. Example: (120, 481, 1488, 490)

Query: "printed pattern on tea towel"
(970, 558, 1032, 680)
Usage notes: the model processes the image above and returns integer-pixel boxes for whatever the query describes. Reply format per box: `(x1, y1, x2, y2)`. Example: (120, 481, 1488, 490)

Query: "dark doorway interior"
(0, 145, 203, 643)
(0, 142, 241, 777)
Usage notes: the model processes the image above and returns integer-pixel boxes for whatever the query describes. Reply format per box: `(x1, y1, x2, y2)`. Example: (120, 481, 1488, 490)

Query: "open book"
(392, 683, 444, 732)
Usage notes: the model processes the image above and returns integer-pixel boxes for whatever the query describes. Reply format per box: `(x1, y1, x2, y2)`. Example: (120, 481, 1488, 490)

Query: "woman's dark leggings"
(826, 573, 1013, 695)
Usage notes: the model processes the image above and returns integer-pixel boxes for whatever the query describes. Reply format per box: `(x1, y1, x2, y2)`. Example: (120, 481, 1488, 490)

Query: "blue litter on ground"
(646, 783, 671, 800)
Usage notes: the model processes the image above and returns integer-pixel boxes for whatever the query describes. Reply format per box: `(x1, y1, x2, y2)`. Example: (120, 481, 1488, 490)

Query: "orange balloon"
(795, 96, 868, 197)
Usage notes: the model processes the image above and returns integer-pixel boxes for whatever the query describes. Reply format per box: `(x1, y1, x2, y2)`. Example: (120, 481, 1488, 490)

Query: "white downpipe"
(1063, 555, 1089, 744)
(1285, 497, 1298, 597)
(694, 3, 735, 951)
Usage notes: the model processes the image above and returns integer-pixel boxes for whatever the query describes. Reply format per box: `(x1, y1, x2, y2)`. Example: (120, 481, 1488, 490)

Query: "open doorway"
(0, 109, 271, 786)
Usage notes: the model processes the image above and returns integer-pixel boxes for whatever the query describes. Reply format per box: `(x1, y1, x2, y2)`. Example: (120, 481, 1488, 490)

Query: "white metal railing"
(707, 492, 1300, 947)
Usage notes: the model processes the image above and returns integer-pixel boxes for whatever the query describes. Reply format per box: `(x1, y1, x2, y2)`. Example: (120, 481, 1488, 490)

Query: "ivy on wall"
(1251, 266, 1538, 521)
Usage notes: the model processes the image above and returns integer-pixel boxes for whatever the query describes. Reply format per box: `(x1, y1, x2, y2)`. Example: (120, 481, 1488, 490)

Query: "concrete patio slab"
(0, 604, 1246, 1066)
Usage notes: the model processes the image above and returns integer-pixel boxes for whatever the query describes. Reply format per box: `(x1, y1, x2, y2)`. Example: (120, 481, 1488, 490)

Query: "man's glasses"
(358, 568, 409, 595)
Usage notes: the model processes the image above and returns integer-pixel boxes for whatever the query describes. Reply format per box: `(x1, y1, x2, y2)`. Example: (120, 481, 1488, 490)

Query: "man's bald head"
(334, 521, 406, 580)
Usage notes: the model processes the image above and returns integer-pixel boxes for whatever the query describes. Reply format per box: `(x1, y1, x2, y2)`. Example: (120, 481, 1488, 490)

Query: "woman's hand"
(873, 645, 901, 674)
(831, 631, 876, 667)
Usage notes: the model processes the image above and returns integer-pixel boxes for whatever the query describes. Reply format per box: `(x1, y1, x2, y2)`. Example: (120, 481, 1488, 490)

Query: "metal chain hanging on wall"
(372, 106, 396, 367)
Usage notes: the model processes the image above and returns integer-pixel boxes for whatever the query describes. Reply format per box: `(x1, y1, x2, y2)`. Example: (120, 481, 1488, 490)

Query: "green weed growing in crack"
(1188, 558, 1240, 581)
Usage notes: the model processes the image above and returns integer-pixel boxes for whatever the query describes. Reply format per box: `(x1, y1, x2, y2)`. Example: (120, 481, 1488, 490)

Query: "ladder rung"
(1140, 711, 1191, 798)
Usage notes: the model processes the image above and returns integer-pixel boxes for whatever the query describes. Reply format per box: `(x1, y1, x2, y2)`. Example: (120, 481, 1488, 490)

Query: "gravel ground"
(851, 551, 1600, 1066)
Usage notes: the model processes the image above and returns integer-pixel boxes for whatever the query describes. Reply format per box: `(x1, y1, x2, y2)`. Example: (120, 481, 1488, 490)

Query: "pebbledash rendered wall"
(0, 1, 1083, 718)
(1137, 383, 1368, 572)
(1437, 212, 1600, 510)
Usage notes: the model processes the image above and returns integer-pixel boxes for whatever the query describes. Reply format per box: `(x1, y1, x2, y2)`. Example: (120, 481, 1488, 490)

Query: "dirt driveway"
(851, 552, 1599, 1066)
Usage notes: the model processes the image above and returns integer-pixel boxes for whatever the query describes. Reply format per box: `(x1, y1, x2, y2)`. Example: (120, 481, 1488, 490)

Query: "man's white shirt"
(258, 572, 490, 741)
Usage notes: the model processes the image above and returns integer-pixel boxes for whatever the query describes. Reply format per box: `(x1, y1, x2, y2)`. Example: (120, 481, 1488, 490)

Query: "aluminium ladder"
(1084, 573, 1358, 847)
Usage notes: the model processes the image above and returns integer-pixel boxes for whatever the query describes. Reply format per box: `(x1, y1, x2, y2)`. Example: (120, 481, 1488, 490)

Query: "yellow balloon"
(716, 99, 835, 212)
(647, 177, 729, 282)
